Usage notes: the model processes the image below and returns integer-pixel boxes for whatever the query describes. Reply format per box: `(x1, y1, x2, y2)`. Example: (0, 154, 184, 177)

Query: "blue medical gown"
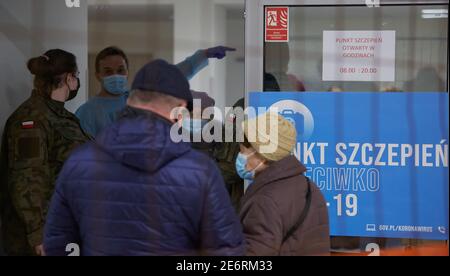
(76, 50, 208, 137)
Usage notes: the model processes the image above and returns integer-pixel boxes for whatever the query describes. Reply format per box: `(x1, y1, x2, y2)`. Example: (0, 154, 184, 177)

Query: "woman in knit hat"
(237, 112, 330, 256)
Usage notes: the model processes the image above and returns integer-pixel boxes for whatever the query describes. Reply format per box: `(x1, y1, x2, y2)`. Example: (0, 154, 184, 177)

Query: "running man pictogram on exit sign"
(265, 7, 289, 42)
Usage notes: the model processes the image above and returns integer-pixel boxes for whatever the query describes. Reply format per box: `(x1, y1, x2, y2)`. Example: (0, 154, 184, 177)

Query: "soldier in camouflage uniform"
(186, 93, 244, 212)
(214, 98, 245, 211)
(0, 49, 91, 256)
(188, 91, 219, 158)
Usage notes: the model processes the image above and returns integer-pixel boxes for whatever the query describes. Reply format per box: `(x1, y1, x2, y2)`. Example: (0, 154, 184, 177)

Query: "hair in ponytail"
(27, 49, 78, 95)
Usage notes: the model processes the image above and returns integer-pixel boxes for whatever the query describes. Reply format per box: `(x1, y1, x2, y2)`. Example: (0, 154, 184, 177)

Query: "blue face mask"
(103, 75, 128, 95)
(182, 119, 209, 135)
(235, 152, 263, 181)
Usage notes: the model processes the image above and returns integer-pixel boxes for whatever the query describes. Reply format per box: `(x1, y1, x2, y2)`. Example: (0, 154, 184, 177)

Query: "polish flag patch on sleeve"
(21, 121, 35, 129)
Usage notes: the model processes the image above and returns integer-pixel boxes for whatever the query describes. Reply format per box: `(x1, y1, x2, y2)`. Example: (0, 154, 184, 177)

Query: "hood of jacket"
(95, 106, 191, 173)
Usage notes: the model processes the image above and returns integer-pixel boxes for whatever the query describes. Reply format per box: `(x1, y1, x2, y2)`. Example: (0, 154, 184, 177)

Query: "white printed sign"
(323, 31, 396, 82)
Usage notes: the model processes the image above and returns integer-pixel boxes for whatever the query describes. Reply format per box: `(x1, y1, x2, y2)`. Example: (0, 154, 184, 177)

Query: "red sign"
(265, 7, 289, 42)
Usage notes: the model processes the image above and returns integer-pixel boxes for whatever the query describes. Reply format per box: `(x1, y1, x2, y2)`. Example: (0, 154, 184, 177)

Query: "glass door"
(245, 0, 449, 256)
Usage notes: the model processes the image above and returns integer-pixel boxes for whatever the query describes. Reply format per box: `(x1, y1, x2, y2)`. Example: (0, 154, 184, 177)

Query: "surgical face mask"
(103, 75, 128, 95)
(235, 152, 263, 181)
(66, 77, 80, 102)
(182, 119, 209, 135)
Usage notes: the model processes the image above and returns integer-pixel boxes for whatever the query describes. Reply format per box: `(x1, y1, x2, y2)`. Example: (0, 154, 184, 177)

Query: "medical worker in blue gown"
(76, 46, 235, 137)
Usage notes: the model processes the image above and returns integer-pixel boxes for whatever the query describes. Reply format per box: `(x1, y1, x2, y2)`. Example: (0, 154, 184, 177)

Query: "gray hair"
(128, 90, 185, 108)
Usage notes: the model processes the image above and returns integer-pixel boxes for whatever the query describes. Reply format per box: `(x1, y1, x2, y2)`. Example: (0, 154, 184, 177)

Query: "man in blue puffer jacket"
(43, 59, 244, 256)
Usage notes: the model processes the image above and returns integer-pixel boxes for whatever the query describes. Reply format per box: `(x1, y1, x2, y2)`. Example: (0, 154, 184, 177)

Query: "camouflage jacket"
(189, 119, 244, 212)
(188, 125, 243, 212)
(0, 90, 91, 255)
(214, 140, 243, 212)
(213, 101, 245, 212)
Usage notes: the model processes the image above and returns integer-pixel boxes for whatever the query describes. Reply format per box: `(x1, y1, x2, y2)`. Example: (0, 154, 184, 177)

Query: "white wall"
(173, 0, 245, 111)
(226, 13, 245, 107)
(0, 0, 88, 133)
(88, 19, 173, 97)
(39, 0, 88, 113)
(0, 0, 33, 136)
(87, 0, 245, 111)
(89, 21, 173, 58)
(173, 0, 213, 96)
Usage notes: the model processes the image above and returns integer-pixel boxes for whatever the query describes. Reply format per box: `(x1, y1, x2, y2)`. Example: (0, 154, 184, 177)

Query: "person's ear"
(65, 73, 75, 89)
(177, 112, 183, 124)
(239, 144, 247, 153)
(95, 71, 103, 83)
(175, 103, 188, 125)
(256, 152, 267, 164)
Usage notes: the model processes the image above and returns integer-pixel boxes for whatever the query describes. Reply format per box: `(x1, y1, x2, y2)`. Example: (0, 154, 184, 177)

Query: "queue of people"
(0, 46, 330, 256)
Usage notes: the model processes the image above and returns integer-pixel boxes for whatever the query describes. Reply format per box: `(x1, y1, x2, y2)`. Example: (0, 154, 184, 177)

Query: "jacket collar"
(119, 106, 174, 125)
(96, 106, 192, 173)
(32, 89, 72, 118)
(243, 155, 306, 199)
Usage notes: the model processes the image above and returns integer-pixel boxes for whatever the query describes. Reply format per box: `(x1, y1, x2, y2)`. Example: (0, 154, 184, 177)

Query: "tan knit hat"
(242, 112, 297, 161)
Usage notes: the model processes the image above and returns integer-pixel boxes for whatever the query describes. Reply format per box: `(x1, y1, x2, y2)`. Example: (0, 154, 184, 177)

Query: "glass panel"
(262, 4, 449, 256)
(264, 5, 448, 93)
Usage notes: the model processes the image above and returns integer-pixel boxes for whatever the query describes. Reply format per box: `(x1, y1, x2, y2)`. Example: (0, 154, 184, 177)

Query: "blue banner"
(249, 92, 449, 240)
